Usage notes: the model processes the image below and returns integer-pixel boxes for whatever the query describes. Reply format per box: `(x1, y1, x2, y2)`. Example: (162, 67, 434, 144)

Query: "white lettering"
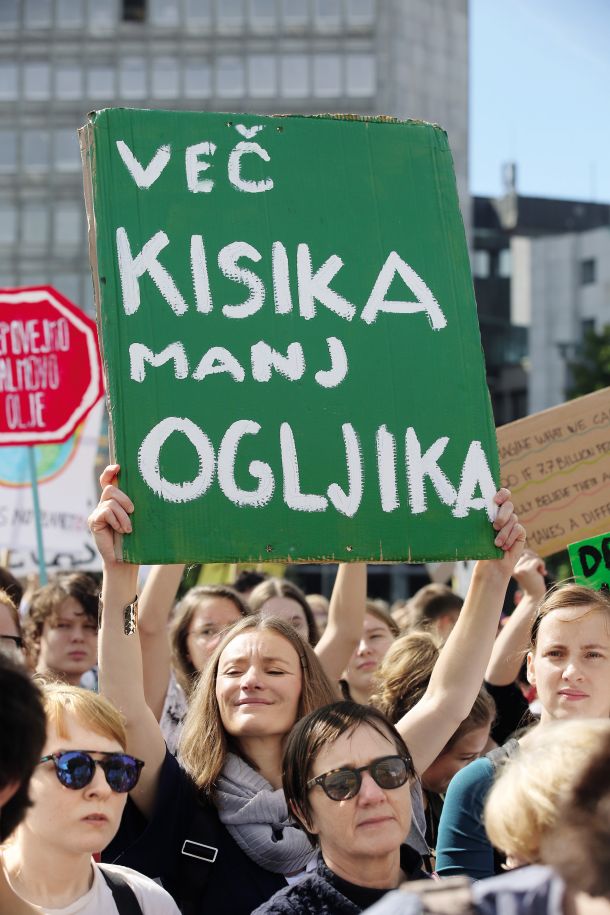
(280, 422, 327, 512)
(314, 337, 348, 388)
(117, 228, 188, 316)
(227, 140, 274, 193)
(453, 441, 497, 520)
(376, 425, 399, 512)
(361, 251, 447, 330)
(192, 347, 245, 382)
(217, 420, 274, 507)
(251, 341, 305, 383)
(185, 141, 216, 193)
(129, 342, 189, 383)
(218, 242, 265, 318)
(138, 417, 215, 504)
(327, 423, 363, 517)
(297, 244, 356, 321)
(405, 427, 456, 514)
(116, 140, 171, 189)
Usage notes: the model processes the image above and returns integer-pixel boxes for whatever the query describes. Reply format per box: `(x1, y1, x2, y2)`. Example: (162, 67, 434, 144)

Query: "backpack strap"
(99, 866, 144, 915)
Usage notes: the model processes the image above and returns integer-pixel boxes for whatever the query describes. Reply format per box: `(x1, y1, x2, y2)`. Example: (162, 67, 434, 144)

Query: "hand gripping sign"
(0, 286, 104, 446)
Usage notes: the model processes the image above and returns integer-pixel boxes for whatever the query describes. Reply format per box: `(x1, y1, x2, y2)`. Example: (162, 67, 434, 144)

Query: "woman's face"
(527, 607, 610, 723)
(258, 596, 309, 641)
(25, 712, 127, 856)
(36, 597, 98, 684)
(305, 723, 412, 874)
(216, 630, 303, 742)
(186, 597, 243, 672)
(421, 724, 491, 794)
(345, 614, 395, 695)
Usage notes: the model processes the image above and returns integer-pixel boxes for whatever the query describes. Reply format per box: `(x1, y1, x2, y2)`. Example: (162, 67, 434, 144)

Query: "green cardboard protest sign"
(569, 531, 610, 591)
(80, 108, 501, 564)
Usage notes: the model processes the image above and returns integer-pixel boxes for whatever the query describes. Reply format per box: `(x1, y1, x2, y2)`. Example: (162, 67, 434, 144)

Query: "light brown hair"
(402, 584, 463, 634)
(178, 615, 336, 796)
(372, 631, 495, 752)
(40, 680, 127, 750)
(530, 583, 610, 650)
(249, 578, 320, 646)
(169, 584, 250, 697)
(22, 573, 99, 666)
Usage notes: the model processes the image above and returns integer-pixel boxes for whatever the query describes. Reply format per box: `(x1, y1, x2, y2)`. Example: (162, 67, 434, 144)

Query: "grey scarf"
(215, 753, 315, 875)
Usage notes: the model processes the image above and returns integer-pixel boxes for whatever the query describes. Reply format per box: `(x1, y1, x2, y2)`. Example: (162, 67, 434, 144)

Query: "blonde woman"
(484, 719, 610, 867)
(2, 682, 179, 915)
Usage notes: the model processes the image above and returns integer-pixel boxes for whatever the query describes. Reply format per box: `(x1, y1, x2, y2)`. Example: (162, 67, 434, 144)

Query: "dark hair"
(169, 584, 250, 697)
(403, 584, 463, 634)
(232, 570, 268, 594)
(0, 567, 24, 608)
(22, 573, 99, 665)
(542, 729, 610, 898)
(0, 655, 46, 841)
(249, 578, 320, 646)
(282, 700, 411, 843)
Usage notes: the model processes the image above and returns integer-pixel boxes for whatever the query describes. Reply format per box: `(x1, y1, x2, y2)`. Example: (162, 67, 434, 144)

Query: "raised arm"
(396, 489, 526, 775)
(139, 563, 185, 720)
(89, 464, 167, 819)
(314, 562, 367, 686)
(485, 549, 546, 686)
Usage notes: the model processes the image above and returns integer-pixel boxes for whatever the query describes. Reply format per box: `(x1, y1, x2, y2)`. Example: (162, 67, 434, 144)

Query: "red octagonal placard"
(0, 286, 104, 446)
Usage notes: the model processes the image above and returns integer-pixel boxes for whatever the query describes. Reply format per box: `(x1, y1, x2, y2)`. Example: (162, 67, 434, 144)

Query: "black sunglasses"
(39, 750, 144, 793)
(307, 754, 414, 801)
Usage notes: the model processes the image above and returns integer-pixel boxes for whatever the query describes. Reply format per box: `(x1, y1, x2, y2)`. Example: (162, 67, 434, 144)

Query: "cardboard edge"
(79, 115, 122, 561)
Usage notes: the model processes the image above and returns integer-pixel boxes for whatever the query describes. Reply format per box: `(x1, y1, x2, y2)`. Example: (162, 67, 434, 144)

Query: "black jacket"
(252, 846, 429, 915)
(103, 750, 287, 915)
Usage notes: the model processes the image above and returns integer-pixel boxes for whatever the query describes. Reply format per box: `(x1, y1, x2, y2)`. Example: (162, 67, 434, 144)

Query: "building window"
(217, 56, 245, 98)
(498, 248, 512, 278)
(185, 0, 211, 28)
(217, 0, 244, 34)
(56, 64, 83, 99)
(24, 0, 52, 27)
(0, 2, 19, 29)
(88, 0, 116, 28)
(87, 65, 115, 99)
(0, 130, 17, 172)
(581, 318, 595, 338)
(346, 54, 375, 96)
(0, 64, 18, 99)
(282, 0, 309, 30)
(22, 202, 49, 246)
(57, 0, 85, 26)
(314, 0, 341, 31)
(151, 57, 180, 98)
(346, 0, 375, 28)
(150, 0, 178, 26)
(580, 258, 596, 285)
(119, 57, 148, 99)
(53, 203, 82, 249)
(313, 54, 342, 97)
(52, 273, 81, 304)
(53, 129, 81, 172)
(122, 0, 145, 22)
(184, 59, 211, 99)
(280, 54, 308, 98)
(23, 129, 50, 171)
(472, 249, 490, 279)
(247, 55, 276, 98)
(24, 63, 51, 100)
(0, 201, 17, 245)
(248, 0, 276, 32)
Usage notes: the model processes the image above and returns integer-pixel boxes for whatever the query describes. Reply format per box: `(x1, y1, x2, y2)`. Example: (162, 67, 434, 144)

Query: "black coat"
(252, 846, 429, 915)
(103, 750, 287, 915)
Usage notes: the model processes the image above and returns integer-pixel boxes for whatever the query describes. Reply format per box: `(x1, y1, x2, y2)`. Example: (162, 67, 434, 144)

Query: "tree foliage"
(569, 325, 610, 399)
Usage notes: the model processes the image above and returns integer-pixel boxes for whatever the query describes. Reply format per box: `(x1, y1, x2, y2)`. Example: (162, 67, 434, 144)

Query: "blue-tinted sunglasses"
(39, 750, 144, 793)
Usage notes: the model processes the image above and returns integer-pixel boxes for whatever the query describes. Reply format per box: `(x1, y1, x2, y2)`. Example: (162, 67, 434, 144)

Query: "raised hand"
(88, 464, 134, 567)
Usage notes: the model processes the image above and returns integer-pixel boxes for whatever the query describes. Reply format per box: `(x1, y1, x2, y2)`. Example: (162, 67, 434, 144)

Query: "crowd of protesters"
(1, 463, 610, 915)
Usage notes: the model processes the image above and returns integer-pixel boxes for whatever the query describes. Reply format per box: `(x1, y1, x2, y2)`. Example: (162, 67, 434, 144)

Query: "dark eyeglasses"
(39, 750, 144, 793)
(307, 754, 414, 801)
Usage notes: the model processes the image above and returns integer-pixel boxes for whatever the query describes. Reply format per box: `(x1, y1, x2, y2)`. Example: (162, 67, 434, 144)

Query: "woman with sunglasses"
(2, 682, 180, 915)
(252, 701, 428, 915)
(89, 465, 523, 914)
